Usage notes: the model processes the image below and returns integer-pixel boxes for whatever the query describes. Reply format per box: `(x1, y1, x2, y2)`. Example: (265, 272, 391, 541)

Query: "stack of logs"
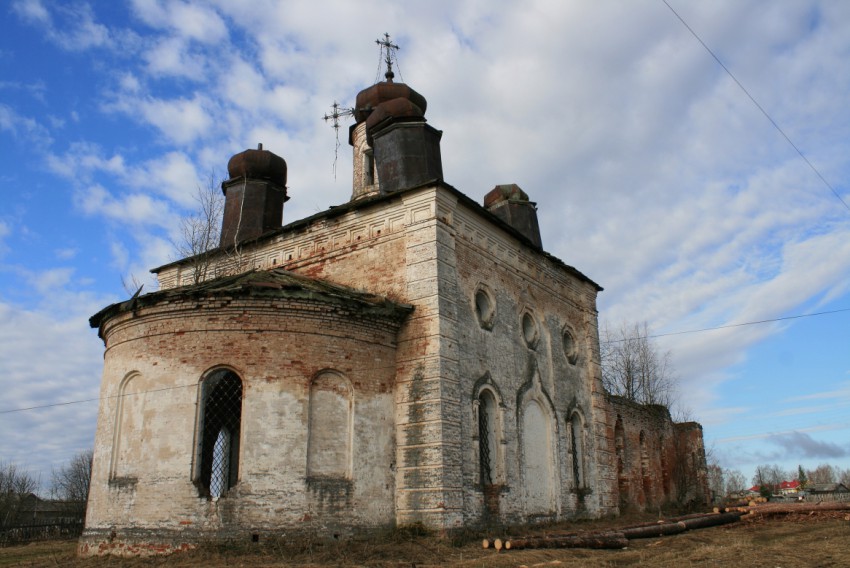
(716, 500, 850, 519)
(483, 501, 850, 552)
(482, 512, 742, 552)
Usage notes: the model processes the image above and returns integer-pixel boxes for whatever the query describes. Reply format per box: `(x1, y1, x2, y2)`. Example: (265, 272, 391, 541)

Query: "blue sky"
(1, 0, 849, 489)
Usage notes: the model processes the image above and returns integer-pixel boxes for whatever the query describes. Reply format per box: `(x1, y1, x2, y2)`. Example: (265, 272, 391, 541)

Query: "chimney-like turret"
(349, 69, 443, 199)
(483, 184, 542, 248)
(219, 144, 289, 247)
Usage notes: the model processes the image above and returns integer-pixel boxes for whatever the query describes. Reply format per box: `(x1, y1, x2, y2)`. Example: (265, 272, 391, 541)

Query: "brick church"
(83, 42, 708, 555)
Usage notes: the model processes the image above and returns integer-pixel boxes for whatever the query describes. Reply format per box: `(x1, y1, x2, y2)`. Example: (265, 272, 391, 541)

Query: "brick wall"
(83, 294, 404, 554)
(609, 396, 708, 511)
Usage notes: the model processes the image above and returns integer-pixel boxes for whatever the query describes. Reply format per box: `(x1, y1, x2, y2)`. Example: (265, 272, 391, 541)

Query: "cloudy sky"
(2, 0, 849, 489)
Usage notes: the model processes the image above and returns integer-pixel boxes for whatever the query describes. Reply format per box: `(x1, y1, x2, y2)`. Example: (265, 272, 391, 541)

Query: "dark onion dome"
(364, 97, 425, 132)
(227, 144, 287, 185)
(483, 184, 531, 208)
(354, 80, 427, 124)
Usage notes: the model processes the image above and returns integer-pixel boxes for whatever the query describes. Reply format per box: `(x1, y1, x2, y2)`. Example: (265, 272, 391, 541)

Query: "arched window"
(660, 436, 670, 497)
(615, 415, 628, 507)
(197, 370, 243, 498)
(640, 430, 651, 504)
(568, 412, 585, 488)
(477, 390, 498, 486)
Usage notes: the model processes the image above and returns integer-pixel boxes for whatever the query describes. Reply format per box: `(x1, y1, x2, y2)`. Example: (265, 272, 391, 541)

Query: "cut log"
(747, 502, 850, 516)
(504, 532, 628, 551)
(621, 521, 687, 540)
(679, 512, 742, 530)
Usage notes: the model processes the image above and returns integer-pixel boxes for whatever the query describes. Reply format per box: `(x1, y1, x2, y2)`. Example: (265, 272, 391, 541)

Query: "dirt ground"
(2, 512, 848, 567)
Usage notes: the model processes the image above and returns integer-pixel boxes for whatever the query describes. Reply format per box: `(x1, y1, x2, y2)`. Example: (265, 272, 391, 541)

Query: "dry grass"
(2, 514, 848, 567)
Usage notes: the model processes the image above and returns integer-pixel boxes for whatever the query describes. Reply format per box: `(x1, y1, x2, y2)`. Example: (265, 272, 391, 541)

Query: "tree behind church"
(51, 449, 93, 521)
(172, 175, 225, 284)
(600, 321, 677, 408)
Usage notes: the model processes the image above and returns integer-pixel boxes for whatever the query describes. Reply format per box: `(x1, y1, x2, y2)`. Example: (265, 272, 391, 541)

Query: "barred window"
(569, 412, 585, 488)
(478, 390, 498, 486)
(197, 370, 243, 498)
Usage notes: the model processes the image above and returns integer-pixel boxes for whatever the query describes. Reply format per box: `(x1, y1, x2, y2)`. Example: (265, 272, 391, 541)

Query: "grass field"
(2, 513, 848, 567)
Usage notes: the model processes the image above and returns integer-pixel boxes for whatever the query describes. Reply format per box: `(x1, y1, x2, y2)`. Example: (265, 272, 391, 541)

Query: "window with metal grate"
(198, 370, 242, 498)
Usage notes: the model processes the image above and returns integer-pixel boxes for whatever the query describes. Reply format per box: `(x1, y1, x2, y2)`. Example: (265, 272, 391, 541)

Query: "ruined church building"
(84, 42, 708, 555)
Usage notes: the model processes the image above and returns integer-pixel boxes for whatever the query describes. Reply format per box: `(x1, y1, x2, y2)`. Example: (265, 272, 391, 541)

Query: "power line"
(661, 0, 850, 214)
(0, 363, 399, 416)
(603, 307, 850, 344)
(2, 308, 848, 416)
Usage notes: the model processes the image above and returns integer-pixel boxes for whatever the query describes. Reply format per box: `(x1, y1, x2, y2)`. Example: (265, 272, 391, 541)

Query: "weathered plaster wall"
(82, 295, 402, 555)
(448, 199, 615, 524)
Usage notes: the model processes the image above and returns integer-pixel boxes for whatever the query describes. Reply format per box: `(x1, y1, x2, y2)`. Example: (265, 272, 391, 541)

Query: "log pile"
(732, 501, 850, 518)
(481, 502, 850, 553)
(482, 511, 743, 552)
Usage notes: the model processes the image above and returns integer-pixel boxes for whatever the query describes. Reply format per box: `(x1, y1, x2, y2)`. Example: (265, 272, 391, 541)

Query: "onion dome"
(354, 80, 428, 125)
(483, 184, 531, 208)
(227, 143, 287, 185)
(364, 97, 425, 132)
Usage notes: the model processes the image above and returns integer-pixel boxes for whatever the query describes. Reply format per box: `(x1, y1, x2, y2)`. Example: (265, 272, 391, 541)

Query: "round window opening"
(521, 312, 539, 348)
(474, 288, 495, 329)
(563, 329, 578, 365)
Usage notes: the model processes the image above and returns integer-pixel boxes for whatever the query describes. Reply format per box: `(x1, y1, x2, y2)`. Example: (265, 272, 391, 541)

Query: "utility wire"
(661, 0, 850, 214)
(603, 307, 850, 344)
(2, 308, 849, 415)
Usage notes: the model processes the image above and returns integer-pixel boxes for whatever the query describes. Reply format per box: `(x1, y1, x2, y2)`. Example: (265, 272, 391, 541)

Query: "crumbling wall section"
(608, 396, 708, 511)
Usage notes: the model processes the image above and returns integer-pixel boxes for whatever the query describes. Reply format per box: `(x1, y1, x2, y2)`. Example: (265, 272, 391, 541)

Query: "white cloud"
(74, 183, 176, 229)
(0, 103, 53, 146)
(0, 300, 104, 478)
(131, 0, 228, 44)
(12, 0, 110, 51)
(131, 151, 203, 207)
(54, 247, 78, 260)
(116, 94, 214, 145)
(11, 0, 49, 24)
(143, 36, 207, 80)
(47, 142, 125, 181)
(0, 220, 10, 256)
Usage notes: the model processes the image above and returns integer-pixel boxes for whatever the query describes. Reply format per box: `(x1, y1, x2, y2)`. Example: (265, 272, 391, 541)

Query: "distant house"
(806, 483, 849, 495)
(16, 494, 84, 525)
(778, 480, 801, 496)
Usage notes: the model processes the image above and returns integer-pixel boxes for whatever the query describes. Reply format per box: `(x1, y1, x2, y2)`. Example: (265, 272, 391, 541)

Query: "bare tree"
(51, 450, 93, 520)
(706, 462, 725, 504)
(0, 462, 38, 528)
(724, 469, 746, 496)
(752, 463, 788, 496)
(838, 467, 850, 488)
(600, 321, 677, 408)
(172, 174, 225, 284)
(806, 463, 837, 485)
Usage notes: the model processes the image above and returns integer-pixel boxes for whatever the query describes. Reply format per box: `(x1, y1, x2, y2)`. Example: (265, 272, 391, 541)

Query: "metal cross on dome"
(376, 32, 399, 82)
(322, 34, 402, 178)
(322, 101, 354, 178)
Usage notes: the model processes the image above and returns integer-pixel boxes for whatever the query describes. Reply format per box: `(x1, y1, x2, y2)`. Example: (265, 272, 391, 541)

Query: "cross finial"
(322, 101, 354, 178)
(376, 33, 399, 82)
